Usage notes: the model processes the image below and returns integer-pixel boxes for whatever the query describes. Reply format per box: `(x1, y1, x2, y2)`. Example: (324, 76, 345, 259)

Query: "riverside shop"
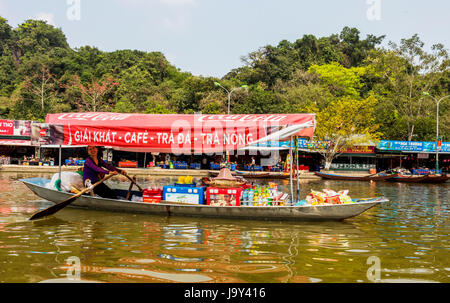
(0, 119, 88, 166)
(376, 140, 450, 173)
(0, 120, 35, 165)
(327, 146, 377, 172)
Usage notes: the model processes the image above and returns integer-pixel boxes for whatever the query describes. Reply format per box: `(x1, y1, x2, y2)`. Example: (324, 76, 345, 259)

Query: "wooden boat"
(420, 174, 449, 184)
(235, 170, 271, 179)
(388, 174, 449, 183)
(21, 177, 389, 222)
(267, 172, 290, 180)
(314, 171, 399, 181)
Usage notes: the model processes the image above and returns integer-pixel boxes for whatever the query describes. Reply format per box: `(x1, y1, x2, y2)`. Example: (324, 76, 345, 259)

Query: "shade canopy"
(33, 113, 315, 154)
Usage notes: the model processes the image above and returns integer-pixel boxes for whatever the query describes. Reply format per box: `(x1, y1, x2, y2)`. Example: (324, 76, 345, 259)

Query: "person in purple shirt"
(83, 146, 128, 199)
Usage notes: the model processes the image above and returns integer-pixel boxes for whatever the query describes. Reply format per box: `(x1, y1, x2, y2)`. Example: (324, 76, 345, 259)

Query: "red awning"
(36, 113, 315, 154)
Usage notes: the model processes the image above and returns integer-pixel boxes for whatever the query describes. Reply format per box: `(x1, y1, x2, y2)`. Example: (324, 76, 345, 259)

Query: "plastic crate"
(190, 163, 201, 170)
(163, 186, 205, 205)
(173, 161, 188, 169)
(206, 187, 242, 207)
(143, 188, 163, 203)
(210, 163, 221, 170)
(174, 182, 197, 187)
(119, 161, 138, 168)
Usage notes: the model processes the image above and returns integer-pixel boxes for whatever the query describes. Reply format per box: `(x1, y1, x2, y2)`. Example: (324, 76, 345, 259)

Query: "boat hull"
(388, 174, 449, 183)
(21, 178, 388, 222)
(235, 170, 271, 179)
(314, 172, 398, 181)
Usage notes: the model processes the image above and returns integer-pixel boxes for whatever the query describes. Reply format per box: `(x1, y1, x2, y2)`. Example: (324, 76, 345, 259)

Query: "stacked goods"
(163, 186, 205, 205)
(303, 189, 354, 206)
(207, 188, 242, 206)
(175, 176, 196, 187)
(241, 183, 288, 206)
(143, 188, 163, 203)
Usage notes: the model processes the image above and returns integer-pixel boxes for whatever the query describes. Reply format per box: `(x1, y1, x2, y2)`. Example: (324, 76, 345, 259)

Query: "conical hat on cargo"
(213, 168, 237, 181)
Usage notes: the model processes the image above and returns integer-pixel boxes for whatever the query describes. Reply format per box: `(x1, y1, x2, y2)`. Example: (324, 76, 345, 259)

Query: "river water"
(0, 172, 448, 283)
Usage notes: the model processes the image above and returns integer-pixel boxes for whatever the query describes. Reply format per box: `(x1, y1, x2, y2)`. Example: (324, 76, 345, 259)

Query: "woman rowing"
(83, 145, 128, 199)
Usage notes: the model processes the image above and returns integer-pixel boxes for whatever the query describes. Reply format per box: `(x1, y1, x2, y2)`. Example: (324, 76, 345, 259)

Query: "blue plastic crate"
(210, 163, 220, 170)
(75, 160, 85, 166)
(163, 186, 205, 205)
(190, 163, 201, 169)
(174, 182, 197, 187)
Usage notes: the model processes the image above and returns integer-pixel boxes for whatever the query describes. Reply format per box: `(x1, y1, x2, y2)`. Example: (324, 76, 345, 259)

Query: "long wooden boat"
(420, 174, 449, 184)
(235, 170, 271, 179)
(267, 172, 290, 180)
(21, 178, 389, 222)
(388, 174, 449, 183)
(314, 171, 399, 181)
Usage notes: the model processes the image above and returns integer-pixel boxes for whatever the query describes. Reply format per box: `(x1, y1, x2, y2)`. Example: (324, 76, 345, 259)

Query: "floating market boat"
(314, 171, 399, 181)
(23, 112, 389, 221)
(21, 177, 388, 221)
(387, 174, 449, 183)
(234, 170, 271, 179)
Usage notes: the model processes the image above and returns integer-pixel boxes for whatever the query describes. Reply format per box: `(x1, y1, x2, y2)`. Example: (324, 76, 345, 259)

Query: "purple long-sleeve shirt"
(83, 157, 120, 183)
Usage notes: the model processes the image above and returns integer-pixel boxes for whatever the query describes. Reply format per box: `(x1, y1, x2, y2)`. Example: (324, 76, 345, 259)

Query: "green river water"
(0, 172, 448, 283)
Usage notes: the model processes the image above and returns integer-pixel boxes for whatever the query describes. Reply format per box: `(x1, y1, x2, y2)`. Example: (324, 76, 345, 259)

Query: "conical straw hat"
(213, 167, 237, 181)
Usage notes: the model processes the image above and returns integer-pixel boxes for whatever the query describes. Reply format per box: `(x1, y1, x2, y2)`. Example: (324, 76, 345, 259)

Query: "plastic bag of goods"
(310, 190, 327, 205)
(338, 190, 353, 204)
(46, 172, 84, 193)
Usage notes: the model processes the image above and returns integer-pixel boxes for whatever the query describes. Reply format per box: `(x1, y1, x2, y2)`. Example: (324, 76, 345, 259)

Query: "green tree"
(308, 62, 366, 98)
(306, 95, 381, 170)
(366, 35, 449, 141)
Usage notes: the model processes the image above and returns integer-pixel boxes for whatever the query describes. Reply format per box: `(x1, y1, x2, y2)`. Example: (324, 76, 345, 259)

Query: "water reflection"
(0, 172, 448, 283)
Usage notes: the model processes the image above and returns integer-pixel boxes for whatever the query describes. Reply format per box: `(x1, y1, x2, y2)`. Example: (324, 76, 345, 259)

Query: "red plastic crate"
(143, 188, 162, 203)
(119, 161, 138, 168)
(206, 187, 242, 207)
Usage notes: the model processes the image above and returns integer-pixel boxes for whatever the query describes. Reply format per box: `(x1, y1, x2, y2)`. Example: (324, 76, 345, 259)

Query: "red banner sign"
(37, 113, 316, 154)
(341, 146, 375, 154)
(0, 120, 14, 136)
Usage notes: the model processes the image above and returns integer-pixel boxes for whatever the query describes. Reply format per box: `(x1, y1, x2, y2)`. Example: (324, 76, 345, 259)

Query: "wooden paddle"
(123, 173, 143, 191)
(29, 173, 116, 221)
(125, 176, 137, 201)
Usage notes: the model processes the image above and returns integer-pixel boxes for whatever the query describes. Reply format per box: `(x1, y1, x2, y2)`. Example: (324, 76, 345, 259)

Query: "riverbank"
(0, 164, 375, 180)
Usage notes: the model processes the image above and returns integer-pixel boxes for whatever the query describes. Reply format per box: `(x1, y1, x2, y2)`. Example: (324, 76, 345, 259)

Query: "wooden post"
(58, 145, 62, 181)
(295, 136, 300, 203)
(289, 136, 294, 205)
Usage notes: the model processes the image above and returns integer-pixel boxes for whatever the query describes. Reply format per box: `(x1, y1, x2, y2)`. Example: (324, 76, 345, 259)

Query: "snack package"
(323, 189, 338, 196)
(326, 195, 341, 205)
(310, 190, 326, 204)
(338, 190, 353, 204)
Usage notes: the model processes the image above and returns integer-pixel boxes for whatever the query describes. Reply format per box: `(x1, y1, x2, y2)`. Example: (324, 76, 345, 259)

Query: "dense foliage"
(0, 17, 449, 143)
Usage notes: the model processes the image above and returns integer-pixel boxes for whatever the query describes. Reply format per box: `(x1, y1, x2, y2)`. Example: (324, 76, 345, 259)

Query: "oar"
(125, 176, 137, 201)
(29, 174, 116, 221)
(123, 173, 143, 191)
